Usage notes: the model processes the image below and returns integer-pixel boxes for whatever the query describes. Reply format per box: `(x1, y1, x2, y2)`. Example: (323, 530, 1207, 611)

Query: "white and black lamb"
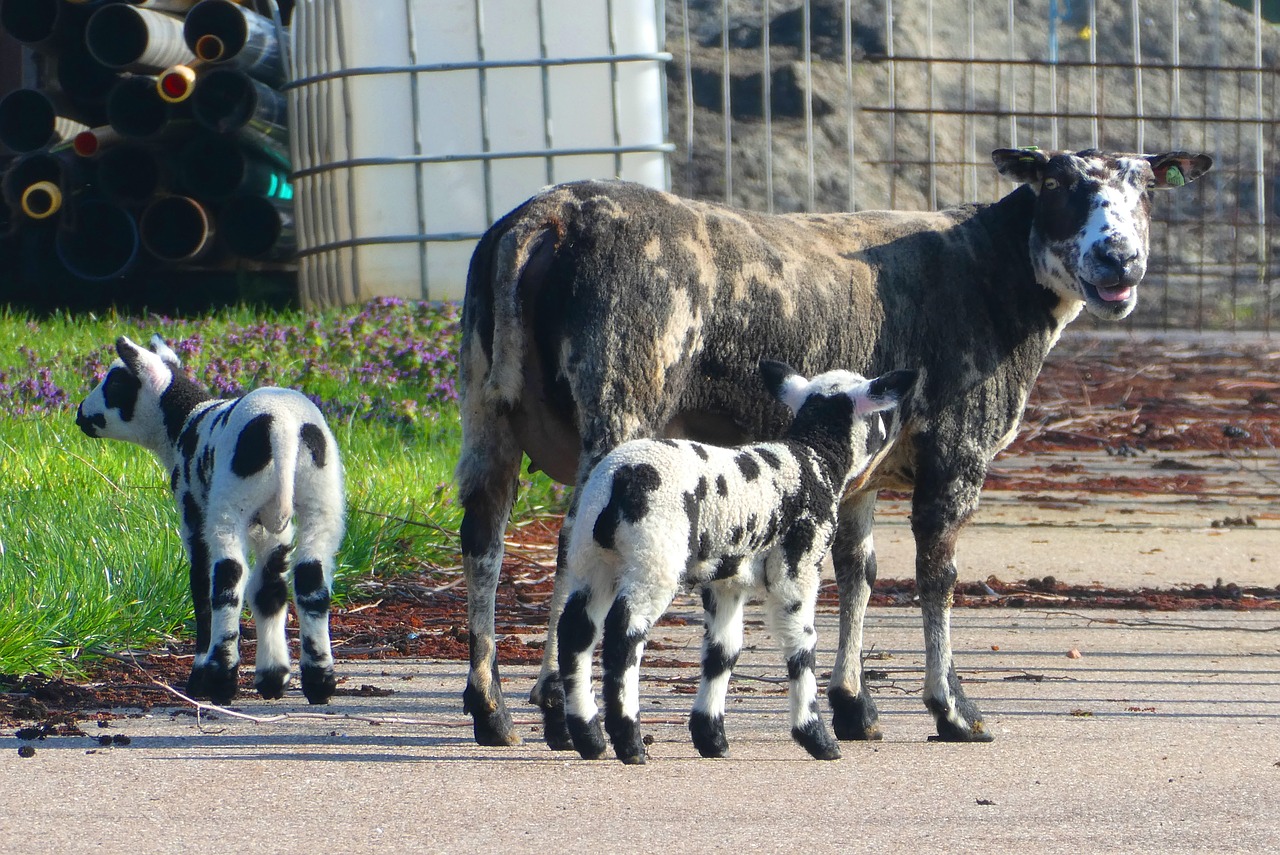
(557, 360, 916, 764)
(76, 335, 345, 705)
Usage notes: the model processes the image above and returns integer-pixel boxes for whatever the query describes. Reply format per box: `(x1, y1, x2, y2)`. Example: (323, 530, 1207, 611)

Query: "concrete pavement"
(1, 448, 1277, 854)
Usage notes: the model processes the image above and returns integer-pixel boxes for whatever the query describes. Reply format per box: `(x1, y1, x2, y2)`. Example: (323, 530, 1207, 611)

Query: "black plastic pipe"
(0, 89, 89, 153)
(106, 75, 187, 139)
(0, 0, 88, 53)
(97, 142, 173, 205)
(55, 199, 140, 280)
(183, 0, 285, 88)
(190, 67, 289, 165)
(220, 194, 294, 260)
(139, 194, 215, 261)
(1, 150, 91, 209)
(180, 134, 290, 201)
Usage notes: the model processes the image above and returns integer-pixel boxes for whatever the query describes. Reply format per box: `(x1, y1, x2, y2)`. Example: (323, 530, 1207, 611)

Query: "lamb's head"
(992, 147, 1212, 321)
(76, 335, 197, 454)
(760, 360, 916, 487)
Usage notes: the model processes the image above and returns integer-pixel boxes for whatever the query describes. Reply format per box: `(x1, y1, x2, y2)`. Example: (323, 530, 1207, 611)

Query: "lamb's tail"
(461, 199, 562, 409)
(266, 423, 299, 535)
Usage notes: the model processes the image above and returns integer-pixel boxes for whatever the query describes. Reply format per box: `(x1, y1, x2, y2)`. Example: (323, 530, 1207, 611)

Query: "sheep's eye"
(1043, 178, 1060, 191)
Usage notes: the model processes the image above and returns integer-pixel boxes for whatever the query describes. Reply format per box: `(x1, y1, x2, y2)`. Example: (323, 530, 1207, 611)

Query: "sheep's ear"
(149, 335, 181, 368)
(857, 369, 918, 417)
(992, 147, 1050, 184)
(1146, 152, 1212, 189)
(116, 335, 170, 390)
(760, 359, 810, 413)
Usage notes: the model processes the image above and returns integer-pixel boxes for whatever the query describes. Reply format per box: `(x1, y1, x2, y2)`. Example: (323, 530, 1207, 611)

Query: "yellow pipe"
(21, 181, 62, 219)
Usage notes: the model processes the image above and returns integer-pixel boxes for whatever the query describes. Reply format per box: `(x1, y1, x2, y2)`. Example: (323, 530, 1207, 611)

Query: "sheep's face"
(993, 148, 1212, 321)
(76, 336, 181, 452)
(760, 360, 916, 484)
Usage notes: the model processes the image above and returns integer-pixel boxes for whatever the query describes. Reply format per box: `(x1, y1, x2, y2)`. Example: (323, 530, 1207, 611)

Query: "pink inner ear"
(138, 353, 171, 390)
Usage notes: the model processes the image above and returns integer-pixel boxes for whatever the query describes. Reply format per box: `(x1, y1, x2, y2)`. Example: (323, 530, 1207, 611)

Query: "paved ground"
(1, 449, 1277, 854)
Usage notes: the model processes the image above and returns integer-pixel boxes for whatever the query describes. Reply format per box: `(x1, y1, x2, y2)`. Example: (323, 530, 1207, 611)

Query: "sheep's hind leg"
(180, 499, 214, 699)
(529, 521, 576, 750)
(828, 492, 883, 741)
(689, 584, 748, 758)
(557, 585, 610, 759)
(204, 515, 252, 705)
(767, 589, 840, 760)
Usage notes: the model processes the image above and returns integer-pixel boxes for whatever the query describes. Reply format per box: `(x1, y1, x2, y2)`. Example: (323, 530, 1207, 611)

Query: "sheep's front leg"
(766, 583, 840, 760)
(246, 534, 292, 700)
(556, 584, 610, 760)
(912, 463, 993, 743)
(828, 491, 883, 740)
(203, 515, 252, 705)
(689, 583, 748, 758)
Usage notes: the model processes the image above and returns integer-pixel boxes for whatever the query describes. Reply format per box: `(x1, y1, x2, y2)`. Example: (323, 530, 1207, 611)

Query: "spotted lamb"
(557, 360, 916, 764)
(75, 336, 345, 705)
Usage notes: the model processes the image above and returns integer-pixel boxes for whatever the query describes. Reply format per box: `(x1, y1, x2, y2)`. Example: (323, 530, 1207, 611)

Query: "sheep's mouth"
(1080, 277, 1138, 318)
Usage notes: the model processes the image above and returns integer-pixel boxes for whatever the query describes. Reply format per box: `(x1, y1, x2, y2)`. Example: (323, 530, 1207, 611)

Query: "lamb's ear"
(149, 334, 181, 368)
(992, 147, 1050, 185)
(116, 335, 170, 390)
(759, 359, 810, 413)
(856, 369, 918, 417)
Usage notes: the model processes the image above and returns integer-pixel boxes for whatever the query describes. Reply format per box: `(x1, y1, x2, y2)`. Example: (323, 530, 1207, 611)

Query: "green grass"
(0, 301, 566, 677)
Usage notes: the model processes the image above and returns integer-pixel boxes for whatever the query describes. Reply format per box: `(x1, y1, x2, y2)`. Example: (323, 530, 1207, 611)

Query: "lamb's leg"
(689, 583, 748, 758)
(600, 584, 672, 765)
(292, 487, 344, 705)
(246, 530, 292, 700)
(767, 586, 840, 760)
(556, 584, 609, 760)
(203, 515, 252, 705)
(828, 491, 883, 740)
(180, 497, 214, 699)
(912, 461, 993, 743)
(456, 412, 524, 746)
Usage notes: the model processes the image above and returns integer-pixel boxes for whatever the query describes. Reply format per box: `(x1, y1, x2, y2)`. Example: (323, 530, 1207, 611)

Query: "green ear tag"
(1165, 165, 1185, 187)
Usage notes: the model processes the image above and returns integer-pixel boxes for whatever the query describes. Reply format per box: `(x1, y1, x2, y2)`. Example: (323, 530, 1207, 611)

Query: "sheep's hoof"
(567, 714, 608, 760)
(829, 685, 883, 741)
(689, 710, 729, 758)
(606, 715, 647, 764)
(463, 682, 521, 746)
(301, 664, 337, 705)
(534, 674, 575, 750)
(793, 721, 842, 761)
(255, 665, 290, 700)
(617, 750, 647, 766)
(928, 716, 994, 743)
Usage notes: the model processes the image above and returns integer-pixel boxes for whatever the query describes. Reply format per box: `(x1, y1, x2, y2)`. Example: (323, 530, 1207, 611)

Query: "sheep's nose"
(1088, 245, 1140, 288)
(76, 406, 103, 437)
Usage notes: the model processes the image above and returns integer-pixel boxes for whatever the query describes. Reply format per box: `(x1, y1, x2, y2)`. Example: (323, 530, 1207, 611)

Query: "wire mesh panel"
(668, 0, 1279, 331)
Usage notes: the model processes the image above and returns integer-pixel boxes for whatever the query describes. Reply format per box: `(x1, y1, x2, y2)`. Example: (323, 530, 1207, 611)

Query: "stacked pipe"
(0, 0, 294, 286)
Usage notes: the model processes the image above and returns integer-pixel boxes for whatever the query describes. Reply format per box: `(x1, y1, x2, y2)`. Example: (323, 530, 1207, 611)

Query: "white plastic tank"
(288, 0, 671, 306)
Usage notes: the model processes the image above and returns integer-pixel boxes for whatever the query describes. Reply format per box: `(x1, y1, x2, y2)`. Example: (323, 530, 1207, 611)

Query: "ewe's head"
(992, 147, 1212, 321)
(759, 359, 916, 482)
(76, 335, 189, 452)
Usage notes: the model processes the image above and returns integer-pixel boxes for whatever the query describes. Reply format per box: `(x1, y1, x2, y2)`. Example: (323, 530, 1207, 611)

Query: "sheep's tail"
(461, 201, 561, 409)
(267, 423, 299, 535)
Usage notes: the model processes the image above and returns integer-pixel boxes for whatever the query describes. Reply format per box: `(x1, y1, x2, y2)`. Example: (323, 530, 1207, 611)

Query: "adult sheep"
(456, 147, 1212, 748)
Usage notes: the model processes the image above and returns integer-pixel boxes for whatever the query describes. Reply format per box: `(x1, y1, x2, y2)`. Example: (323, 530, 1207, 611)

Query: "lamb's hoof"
(925, 683, 994, 743)
(535, 674, 575, 751)
(567, 714, 608, 760)
(185, 665, 211, 700)
(255, 665, 290, 701)
(793, 720, 842, 761)
(617, 750, 647, 766)
(606, 715, 647, 765)
(689, 710, 729, 758)
(829, 685, 883, 741)
(300, 664, 337, 705)
(206, 664, 240, 706)
(463, 682, 521, 746)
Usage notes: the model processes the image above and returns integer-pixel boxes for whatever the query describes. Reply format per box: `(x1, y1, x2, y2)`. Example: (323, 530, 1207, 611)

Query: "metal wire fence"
(668, 0, 1279, 332)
